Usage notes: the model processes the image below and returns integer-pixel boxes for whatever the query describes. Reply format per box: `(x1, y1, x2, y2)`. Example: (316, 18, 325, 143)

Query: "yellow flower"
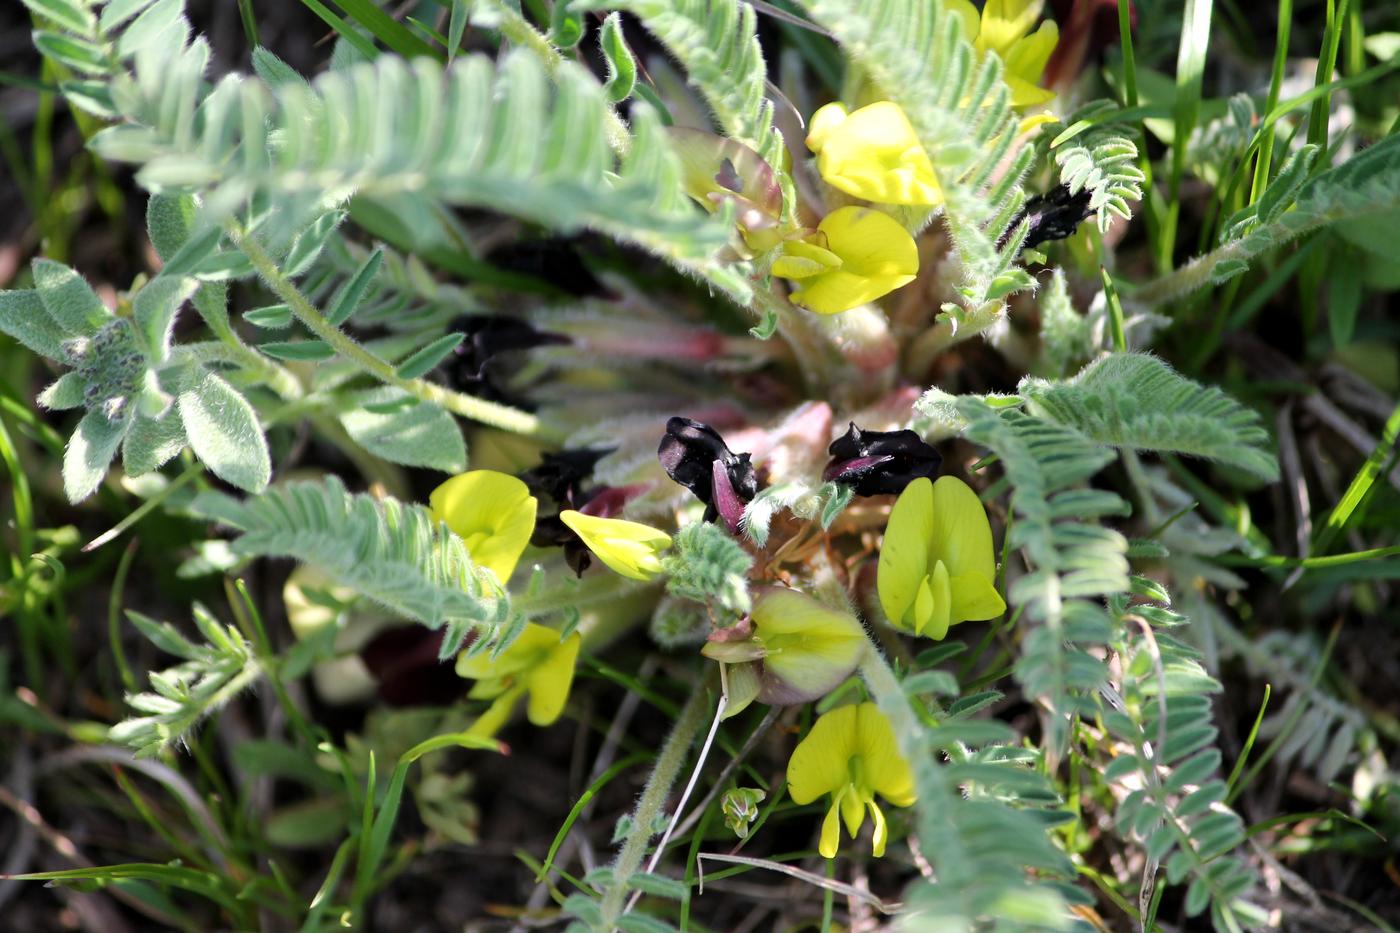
(787, 702, 916, 858)
(947, 0, 1059, 108)
(877, 476, 1007, 639)
(558, 510, 672, 581)
(772, 207, 919, 315)
(429, 470, 537, 585)
(805, 101, 942, 206)
(456, 622, 581, 735)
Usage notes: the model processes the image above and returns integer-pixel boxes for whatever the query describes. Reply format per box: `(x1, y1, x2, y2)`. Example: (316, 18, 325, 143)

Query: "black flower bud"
(822, 422, 941, 496)
(444, 314, 569, 408)
(520, 447, 613, 504)
(519, 447, 639, 576)
(657, 417, 759, 532)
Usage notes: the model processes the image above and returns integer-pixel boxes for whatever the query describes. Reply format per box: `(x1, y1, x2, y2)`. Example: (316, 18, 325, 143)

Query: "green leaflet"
(1019, 353, 1280, 482)
(191, 477, 507, 637)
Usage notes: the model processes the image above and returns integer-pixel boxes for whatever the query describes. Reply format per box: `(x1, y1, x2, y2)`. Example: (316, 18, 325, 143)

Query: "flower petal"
(878, 476, 935, 630)
(840, 781, 866, 837)
(854, 703, 916, 806)
(467, 683, 526, 737)
(820, 207, 919, 279)
(812, 102, 942, 206)
(949, 571, 1008, 625)
(430, 470, 538, 583)
(924, 559, 953, 640)
(819, 792, 844, 858)
(1005, 20, 1058, 87)
(790, 271, 917, 315)
(927, 476, 998, 585)
(979, 0, 1044, 57)
(558, 510, 672, 580)
(868, 799, 889, 857)
(525, 631, 581, 726)
(805, 102, 850, 154)
(456, 621, 558, 681)
(753, 588, 867, 703)
(787, 703, 860, 804)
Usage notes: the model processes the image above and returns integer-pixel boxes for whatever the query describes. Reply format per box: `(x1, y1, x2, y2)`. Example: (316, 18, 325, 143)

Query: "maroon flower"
(360, 626, 468, 706)
(822, 422, 941, 497)
(657, 417, 759, 532)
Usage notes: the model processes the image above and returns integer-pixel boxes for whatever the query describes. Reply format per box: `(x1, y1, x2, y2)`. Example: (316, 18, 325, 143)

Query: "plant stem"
(228, 224, 562, 441)
(597, 687, 711, 929)
(481, 0, 631, 155)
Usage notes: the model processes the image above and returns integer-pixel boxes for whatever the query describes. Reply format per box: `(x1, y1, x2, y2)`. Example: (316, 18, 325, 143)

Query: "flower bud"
(657, 417, 759, 532)
(702, 588, 866, 707)
(822, 422, 941, 496)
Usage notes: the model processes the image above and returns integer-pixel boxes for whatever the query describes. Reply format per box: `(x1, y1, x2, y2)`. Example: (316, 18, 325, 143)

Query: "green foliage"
(662, 521, 754, 615)
(1145, 132, 1400, 301)
(1049, 104, 1146, 231)
(579, 0, 783, 167)
(110, 606, 262, 757)
(191, 477, 507, 652)
(1020, 353, 1280, 482)
(0, 259, 271, 501)
(1104, 627, 1265, 929)
(933, 394, 1125, 751)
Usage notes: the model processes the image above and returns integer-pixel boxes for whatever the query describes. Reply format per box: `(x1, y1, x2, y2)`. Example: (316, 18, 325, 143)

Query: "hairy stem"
(857, 641, 970, 885)
(228, 224, 562, 440)
(597, 687, 711, 928)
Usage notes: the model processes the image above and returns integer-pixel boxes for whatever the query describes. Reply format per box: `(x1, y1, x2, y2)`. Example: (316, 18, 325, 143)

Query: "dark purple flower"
(519, 447, 646, 575)
(443, 315, 569, 408)
(822, 422, 941, 496)
(1002, 185, 1094, 251)
(657, 417, 759, 532)
(360, 626, 468, 706)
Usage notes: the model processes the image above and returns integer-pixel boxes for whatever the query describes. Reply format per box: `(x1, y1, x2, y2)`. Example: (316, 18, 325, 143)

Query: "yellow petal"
(839, 780, 865, 837)
(467, 683, 526, 737)
(1006, 75, 1058, 108)
(1005, 20, 1058, 87)
(812, 103, 941, 206)
(979, 0, 1044, 57)
(753, 588, 867, 702)
(944, 0, 981, 43)
(878, 476, 935, 630)
(819, 793, 844, 858)
(805, 102, 850, 154)
(928, 476, 998, 586)
(854, 703, 916, 806)
(558, 510, 672, 581)
(924, 559, 953, 640)
(525, 631, 581, 726)
(820, 207, 919, 279)
(868, 799, 889, 857)
(772, 239, 842, 279)
(949, 572, 1008, 624)
(1018, 110, 1060, 136)
(787, 703, 860, 804)
(791, 271, 919, 315)
(456, 620, 559, 681)
(429, 470, 537, 584)
(912, 573, 935, 636)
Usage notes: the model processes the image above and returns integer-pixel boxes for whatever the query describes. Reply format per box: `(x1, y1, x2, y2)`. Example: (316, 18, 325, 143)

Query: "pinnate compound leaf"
(1020, 353, 1278, 481)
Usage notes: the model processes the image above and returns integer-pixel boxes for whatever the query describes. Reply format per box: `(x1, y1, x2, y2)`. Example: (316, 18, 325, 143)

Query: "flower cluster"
(412, 402, 1007, 859)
